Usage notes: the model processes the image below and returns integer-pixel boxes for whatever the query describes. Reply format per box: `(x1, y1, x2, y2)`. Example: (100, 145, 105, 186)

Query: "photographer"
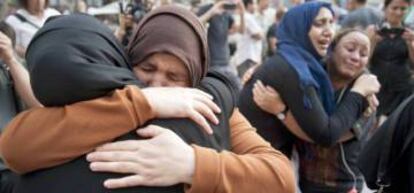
(196, 0, 245, 89)
(367, 0, 414, 125)
(115, 0, 148, 46)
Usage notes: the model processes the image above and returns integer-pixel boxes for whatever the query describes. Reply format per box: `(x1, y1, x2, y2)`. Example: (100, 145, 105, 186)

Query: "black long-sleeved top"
(359, 95, 414, 193)
(238, 54, 368, 154)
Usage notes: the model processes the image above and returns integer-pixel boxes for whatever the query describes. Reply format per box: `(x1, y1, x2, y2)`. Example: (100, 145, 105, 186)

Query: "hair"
(330, 28, 367, 51)
(18, 0, 49, 10)
(0, 21, 16, 47)
(276, 6, 287, 22)
(355, 0, 368, 4)
(243, 0, 254, 8)
(384, 0, 411, 8)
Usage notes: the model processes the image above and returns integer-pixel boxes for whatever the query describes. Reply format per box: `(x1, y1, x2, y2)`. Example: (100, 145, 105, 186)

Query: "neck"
(331, 78, 350, 90)
(28, 8, 44, 17)
(328, 65, 351, 90)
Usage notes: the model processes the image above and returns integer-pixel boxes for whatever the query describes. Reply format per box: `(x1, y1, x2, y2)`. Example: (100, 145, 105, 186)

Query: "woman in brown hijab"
(0, 6, 295, 193)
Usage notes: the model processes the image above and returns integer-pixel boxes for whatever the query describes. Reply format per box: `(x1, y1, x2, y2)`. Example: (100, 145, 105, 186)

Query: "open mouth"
(317, 40, 330, 50)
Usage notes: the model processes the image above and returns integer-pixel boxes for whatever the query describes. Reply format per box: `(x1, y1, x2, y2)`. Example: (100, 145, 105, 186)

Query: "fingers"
(191, 90, 221, 114)
(254, 80, 267, 95)
(186, 89, 220, 134)
(188, 109, 214, 134)
(87, 151, 141, 163)
(193, 100, 219, 125)
(242, 67, 255, 85)
(136, 125, 166, 138)
(252, 82, 262, 102)
(90, 161, 144, 174)
(104, 175, 145, 189)
(94, 140, 144, 152)
(370, 95, 379, 107)
(189, 88, 213, 100)
(364, 94, 379, 116)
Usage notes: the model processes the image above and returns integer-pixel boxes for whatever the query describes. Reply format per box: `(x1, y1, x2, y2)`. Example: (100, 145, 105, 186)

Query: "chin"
(317, 50, 328, 57)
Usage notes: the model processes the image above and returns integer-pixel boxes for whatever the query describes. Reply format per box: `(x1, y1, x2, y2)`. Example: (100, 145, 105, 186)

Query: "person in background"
(367, 0, 414, 125)
(266, 6, 287, 57)
(233, 0, 263, 78)
(0, 21, 40, 193)
(255, 0, 275, 31)
(340, 0, 382, 29)
(5, 0, 60, 58)
(73, 0, 88, 13)
(197, 0, 245, 88)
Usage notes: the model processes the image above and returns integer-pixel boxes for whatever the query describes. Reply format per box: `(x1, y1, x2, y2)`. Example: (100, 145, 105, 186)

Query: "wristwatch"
(276, 107, 289, 121)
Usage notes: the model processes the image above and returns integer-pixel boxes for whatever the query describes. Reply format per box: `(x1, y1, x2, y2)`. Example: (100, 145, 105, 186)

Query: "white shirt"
(255, 8, 276, 32)
(6, 8, 60, 49)
(234, 12, 263, 65)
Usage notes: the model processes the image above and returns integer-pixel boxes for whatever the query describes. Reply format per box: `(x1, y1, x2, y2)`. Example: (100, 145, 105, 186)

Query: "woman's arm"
(0, 86, 154, 173)
(187, 109, 296, 193)
(0, 32, 42, 108)
(249, 56, 372, 146)
(85, 109, 296, 193)
(0, 86, 220, 174)
(251, 80, 355, 142)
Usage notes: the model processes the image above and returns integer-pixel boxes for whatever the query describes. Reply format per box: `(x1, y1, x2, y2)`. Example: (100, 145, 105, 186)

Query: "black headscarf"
(26, 14, 141, 106)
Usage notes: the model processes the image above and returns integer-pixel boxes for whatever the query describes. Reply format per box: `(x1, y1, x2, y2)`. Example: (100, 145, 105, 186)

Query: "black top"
(358, 94, 414, 193)
(14, 72, 236, 193)
(197, 4, 233, 67)
(370, 35, 413, 92)
(370, 34, 414, 115)
(296, 87, 375, 193)
(238, 54, 368, 156)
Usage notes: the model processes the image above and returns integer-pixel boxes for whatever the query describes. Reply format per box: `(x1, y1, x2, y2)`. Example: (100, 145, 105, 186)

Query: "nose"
(323, 24, 335, 39)
(349, 51, 361, 64)
(148, 74, 169, 87)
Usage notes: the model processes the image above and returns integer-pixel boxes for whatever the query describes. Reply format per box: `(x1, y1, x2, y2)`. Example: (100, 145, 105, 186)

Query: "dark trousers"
(0, 169, 16, 193)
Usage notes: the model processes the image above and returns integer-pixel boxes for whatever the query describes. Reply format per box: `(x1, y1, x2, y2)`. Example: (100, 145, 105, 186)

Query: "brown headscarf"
(127, 5, 209, 87)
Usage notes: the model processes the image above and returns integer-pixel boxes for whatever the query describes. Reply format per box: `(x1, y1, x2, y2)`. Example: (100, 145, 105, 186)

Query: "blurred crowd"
(0, 0, 414, 193)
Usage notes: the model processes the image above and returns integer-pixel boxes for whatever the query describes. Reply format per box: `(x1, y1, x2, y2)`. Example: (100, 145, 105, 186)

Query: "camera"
(376, 23, 406, 37)
(119, 0, 148, 23)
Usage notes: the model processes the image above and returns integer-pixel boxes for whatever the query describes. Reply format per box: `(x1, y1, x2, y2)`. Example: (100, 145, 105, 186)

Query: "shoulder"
(45, 8, 61, 17)
(256, 54, 296, 80)
(5, 14, 21, 26)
